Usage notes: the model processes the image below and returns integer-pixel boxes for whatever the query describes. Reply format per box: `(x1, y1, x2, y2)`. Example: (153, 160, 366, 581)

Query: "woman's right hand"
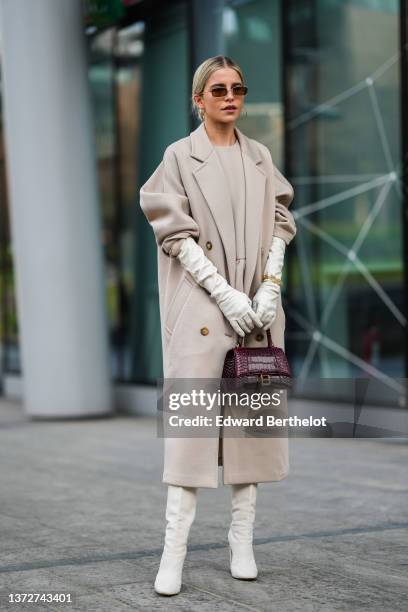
(214, 285, 263, 337)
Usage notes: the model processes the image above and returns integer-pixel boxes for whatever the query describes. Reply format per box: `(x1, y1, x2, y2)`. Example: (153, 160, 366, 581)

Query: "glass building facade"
(285, 0, 405, 405)
(0, 0, 407, 406)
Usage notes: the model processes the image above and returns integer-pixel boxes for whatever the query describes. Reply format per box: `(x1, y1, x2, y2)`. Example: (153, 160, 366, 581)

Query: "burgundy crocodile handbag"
(222, 328, 293, 390)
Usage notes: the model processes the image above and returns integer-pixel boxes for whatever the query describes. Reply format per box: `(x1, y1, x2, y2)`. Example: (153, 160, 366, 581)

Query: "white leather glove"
(252, 236, 286, 330)
(177, 237, 263, 337)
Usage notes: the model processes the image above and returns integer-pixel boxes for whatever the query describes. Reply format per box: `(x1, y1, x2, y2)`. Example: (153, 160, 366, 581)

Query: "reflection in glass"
(285, 1, 404, 405)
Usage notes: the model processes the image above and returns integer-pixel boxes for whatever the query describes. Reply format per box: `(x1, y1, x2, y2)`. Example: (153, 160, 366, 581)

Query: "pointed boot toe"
(154, 550, 186, 595)
(229, 544, 258, 580)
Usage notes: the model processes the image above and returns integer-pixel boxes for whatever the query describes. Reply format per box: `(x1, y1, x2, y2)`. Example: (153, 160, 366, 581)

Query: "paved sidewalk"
(0, 398, 407, 611)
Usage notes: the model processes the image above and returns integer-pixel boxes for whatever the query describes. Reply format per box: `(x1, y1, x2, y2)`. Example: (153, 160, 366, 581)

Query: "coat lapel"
(190, 122, 266, 295)
(190, 123, 236, 287)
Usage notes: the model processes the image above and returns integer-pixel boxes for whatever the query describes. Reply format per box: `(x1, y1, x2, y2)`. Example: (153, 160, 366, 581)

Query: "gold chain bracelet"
(262, 274, 282, 286)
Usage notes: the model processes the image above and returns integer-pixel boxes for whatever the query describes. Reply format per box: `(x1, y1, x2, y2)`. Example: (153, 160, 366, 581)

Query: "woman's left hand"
(252, 281, 280, 330)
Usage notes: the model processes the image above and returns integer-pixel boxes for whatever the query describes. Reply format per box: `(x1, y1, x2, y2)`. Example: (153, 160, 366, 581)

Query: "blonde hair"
(191, 55, 245, 123)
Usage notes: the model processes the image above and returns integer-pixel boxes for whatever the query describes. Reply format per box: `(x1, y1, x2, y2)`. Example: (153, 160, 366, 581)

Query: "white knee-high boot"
(228, 483, 258, 580)
(154, 485, 198, 595)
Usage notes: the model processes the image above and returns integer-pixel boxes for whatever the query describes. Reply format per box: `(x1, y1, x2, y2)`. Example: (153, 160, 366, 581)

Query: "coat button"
(206, 241, 213, 250)
(200, 327, 209, 336)
(255, 333, 264, 341)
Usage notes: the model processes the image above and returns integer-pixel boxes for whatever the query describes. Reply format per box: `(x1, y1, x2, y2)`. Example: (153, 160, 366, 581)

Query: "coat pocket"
(164, 276, 195, 336)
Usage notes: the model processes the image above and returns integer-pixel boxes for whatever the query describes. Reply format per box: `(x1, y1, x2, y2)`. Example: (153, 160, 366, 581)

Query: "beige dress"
(214, 139, 246, 292)
(214, 139, 247, 468)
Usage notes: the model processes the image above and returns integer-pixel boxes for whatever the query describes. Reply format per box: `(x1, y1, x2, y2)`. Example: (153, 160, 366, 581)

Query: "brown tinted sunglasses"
(206, 85, 248, 98)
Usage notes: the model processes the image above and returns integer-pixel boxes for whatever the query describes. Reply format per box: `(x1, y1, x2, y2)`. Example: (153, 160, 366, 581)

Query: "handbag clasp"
(259, 373, 271, 386)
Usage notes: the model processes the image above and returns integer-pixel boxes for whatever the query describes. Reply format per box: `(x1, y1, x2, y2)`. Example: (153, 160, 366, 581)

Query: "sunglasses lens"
(212, 87, 227, 97)
(233, 86, 248, 96)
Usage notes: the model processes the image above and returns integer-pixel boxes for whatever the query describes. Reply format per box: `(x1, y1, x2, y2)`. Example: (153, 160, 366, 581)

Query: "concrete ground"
(0, 398, 407, 612)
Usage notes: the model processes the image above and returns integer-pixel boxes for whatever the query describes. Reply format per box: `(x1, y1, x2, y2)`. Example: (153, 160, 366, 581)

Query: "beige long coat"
(140, 121, 296, 488)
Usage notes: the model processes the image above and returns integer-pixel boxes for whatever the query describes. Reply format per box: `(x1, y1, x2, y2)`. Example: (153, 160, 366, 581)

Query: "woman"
(140, 55, 296, 596)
